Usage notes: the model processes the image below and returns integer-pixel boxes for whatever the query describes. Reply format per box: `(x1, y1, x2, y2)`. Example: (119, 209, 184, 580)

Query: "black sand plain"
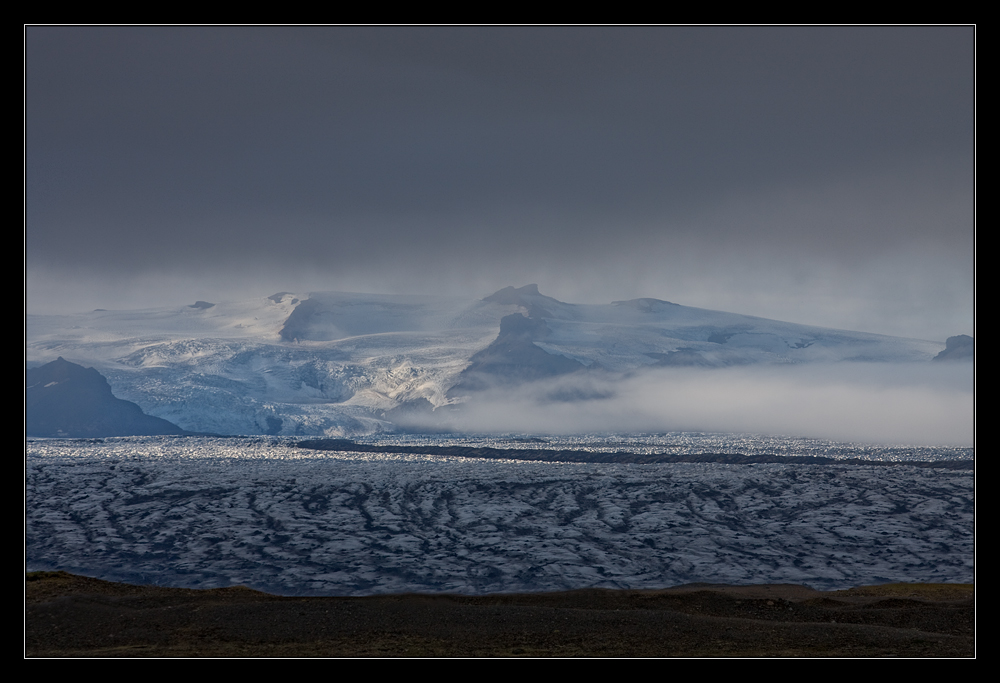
(25, 571, 973, 657)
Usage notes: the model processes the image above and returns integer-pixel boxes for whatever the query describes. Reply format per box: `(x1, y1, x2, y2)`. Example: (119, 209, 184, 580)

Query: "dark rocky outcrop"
(297, 439, 974, 469)
(448, 313, 586, 395)
(279, 298, 323, 342)
(482, 284, 559, 319)
(26, 358, 188, 437)
(933, 335, 974, 361)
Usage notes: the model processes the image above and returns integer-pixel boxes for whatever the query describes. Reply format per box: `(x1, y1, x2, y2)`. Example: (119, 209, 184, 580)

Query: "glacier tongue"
(26, 436, 974, 595)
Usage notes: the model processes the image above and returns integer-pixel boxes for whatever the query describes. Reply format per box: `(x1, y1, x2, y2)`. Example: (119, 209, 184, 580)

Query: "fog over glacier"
(436, 364, 973, 445)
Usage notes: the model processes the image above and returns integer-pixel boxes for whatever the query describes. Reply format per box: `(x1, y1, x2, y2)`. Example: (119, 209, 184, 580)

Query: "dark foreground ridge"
(26, 571, 973, 657)
(296, 439, 974, 469)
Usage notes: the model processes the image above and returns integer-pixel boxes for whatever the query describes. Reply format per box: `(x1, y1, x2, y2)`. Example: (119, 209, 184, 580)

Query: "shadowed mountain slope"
(933, 335, 974, 361)
(26, 357, 188, 437)
(448, 313, 587, 395)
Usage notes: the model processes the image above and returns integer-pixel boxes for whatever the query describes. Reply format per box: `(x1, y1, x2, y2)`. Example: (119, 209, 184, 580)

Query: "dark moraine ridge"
(296, 439, 973, 469)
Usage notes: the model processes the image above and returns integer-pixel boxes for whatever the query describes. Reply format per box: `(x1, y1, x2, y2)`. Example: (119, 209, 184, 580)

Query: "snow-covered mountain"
(25, 285, 948, 437)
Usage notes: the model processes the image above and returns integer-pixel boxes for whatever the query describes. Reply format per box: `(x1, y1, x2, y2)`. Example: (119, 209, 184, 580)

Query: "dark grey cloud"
(25, 27, 974, 339)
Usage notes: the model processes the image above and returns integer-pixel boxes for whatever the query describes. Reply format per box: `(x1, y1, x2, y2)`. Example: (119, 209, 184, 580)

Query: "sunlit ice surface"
(26, 433, 973, 596)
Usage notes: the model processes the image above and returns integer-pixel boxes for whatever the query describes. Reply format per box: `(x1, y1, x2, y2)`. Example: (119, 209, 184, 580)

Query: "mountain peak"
(482, 284, 562, 319)
(27, 356, 104, 387)
(933, 334, 974, 361)
(483, 284, 541, 304)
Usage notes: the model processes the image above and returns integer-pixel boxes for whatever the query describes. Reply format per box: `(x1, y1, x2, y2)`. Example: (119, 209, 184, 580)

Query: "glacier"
(25, 285, 952, 438)
(26, 435, 974, 596)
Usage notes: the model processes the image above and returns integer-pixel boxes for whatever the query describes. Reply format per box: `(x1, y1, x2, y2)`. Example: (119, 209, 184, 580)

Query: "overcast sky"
(25, 26, 974, 340)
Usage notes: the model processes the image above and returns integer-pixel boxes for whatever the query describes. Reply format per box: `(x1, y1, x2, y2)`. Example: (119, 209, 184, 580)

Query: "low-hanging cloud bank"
(436, 363, 973, 446)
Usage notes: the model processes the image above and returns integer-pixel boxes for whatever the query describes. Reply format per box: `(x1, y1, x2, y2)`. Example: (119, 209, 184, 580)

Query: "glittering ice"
(26, 435, 974, 595)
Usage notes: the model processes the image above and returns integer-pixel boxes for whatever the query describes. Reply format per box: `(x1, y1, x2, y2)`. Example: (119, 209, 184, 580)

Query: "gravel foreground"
(25, 571, 973, 657)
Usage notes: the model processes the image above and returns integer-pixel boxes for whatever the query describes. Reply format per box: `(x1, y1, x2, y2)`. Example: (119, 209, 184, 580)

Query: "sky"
(25, 26, 975, 341)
